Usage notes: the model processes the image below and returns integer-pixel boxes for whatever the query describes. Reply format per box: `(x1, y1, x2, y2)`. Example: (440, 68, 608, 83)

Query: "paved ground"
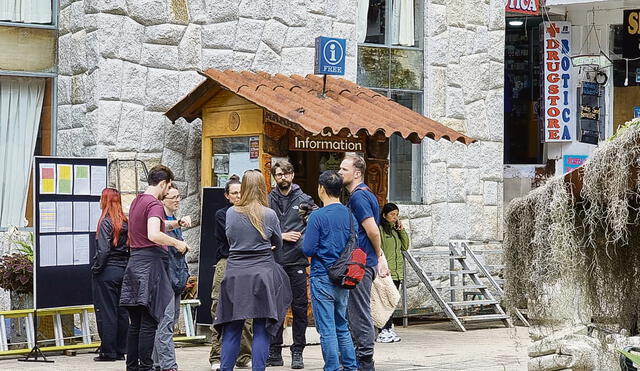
(0, 322, 529, 371)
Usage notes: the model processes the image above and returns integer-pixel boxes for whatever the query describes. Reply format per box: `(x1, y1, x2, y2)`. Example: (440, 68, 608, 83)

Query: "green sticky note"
(58, 179, 72, 194)
(76, 166, 89, 178)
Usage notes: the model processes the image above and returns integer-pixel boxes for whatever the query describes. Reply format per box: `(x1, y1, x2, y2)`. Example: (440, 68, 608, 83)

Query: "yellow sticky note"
(59, 165, 71, 180)
(42, 179, 55, 193)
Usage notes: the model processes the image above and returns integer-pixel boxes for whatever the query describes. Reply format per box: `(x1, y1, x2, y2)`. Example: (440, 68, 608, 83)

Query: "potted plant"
(0, 228, 34, 309)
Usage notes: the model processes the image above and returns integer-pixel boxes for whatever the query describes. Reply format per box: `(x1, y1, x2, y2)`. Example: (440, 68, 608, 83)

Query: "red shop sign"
(505, 0, 539, 16)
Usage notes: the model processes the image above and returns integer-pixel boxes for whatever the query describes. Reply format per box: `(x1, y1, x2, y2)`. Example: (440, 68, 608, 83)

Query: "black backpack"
(327, 210, 367, 289)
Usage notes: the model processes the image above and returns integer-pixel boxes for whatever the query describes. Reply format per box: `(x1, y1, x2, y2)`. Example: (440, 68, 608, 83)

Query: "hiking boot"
(266, 347, 284, 367)
(291, 350, 304, 369)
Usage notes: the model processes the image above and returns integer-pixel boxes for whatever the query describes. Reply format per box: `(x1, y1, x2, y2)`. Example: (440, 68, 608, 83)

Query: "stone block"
(280, 47, 315, 76)
(186, 119, 203, 160)
(459, 54, 489, 104)
(428, 3, 447, 37)
(140, 111, 168, 153)
(409, 216, 432, 248)
(272, 0, 305, 27)
(116, 103, 146, 151)
(306, 0, 326, 14)
(84, 0, 127, 15)
(97, 57, 123, 100)
(239, 0, 272, 20)
(92, 14, 125, 59)
(488, 30, 505, 62)
(475, 141, 503, 181)
(85, 30, 100, 70)
(427, 31, 448, 67)
(429, 66, 446, 119)
(425, 162, 447, 204)
(252, 42, 281, 74)
(465, 0, 488, 25)
(202, 49, 234, 70)
(488, 62, 503, 90)
(202, 21, 237, 49)
(483, 181, 498, 206)
(70, 31, 88, 74)
(57, 105, 73, 130)
(58, 75, 72, 105)
(187, 0, 208, 24)
(485, 90, 504, 141)
(431, 202, 450, 246)
(466, 168, 482, 194)
(468, 25, 489, 54)
(467, 195, 484, 240)
(164, 118, 189, 154)
(179, 71, 206, 101)
(184, 159, 201, 197)
(69, 1, 85, 33)
(168, 0, 189, 25)
(440, 118, 466, 134)
(179, 24, 202, 70)
(449, 202, 469, 239)
(182, 226, 201, 262)
(58, 33, 73, 76)
(141, 43, 179, 69)
(489, 0, 505, 31)
(126, 0, 168, 25)
(143, 24, 187, 45)
(58, 128, 85, 156)
(307, 14, 333, 42)
(262, 19, 287, 54)
(445, 86, 464, 119)
(464, 99, 488, 141)
(335, 0, 357, 23)
(445, 63, 462, 88)
(121, 61, 148, 105)
(85, 71, 97, 110)
(70, 74, 85, 105)
(234, 18, 265, 52)
(118, 17, 145, 63)
(145, 68, 181, 111)
(399, 204, 430, 219)
(232, 51, 255, 70)
(446, 0, 465, 27)
(447, 168, 466, 203)
(344, 56, 356, 82)
(284, 27, 314, 48)
(59, 5, 71, 35)
(71, 103, 87, 128)
(332, 22, 356, 57)
(162, 147, 185, 181)
(206, 0, 240, 23)
(447, 27, 467, 65)
(446, 141, 467, 168)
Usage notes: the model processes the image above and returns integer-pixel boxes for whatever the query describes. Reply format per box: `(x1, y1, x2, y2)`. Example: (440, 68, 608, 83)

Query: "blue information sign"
(314, 36, 346, 76)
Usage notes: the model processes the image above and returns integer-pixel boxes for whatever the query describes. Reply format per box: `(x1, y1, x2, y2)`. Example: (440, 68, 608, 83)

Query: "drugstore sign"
(505, 0, 539, 16)
(623, 9, 640, 59)
(543, 22, 574, 142)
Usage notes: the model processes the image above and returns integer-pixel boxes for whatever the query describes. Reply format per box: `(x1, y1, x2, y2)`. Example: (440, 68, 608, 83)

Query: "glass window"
(0, 1, 53, 25)
(357, 46, 390, 89)
(390, 49, 422, 90)
(360, 0, 421, 47)
(211, 136, 260, 188)
(0, 26, 57, 72)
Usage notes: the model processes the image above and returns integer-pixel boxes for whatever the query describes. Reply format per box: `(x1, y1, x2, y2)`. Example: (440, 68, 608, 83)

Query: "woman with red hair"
(92, 187, 130, 362)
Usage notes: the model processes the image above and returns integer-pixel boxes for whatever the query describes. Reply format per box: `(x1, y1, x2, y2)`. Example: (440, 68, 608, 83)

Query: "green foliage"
(0, 231, 34, 293)
(618, 349, 640, 366)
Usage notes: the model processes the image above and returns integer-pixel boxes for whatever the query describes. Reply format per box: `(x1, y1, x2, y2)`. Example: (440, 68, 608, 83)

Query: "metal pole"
(402, 256, 408, 328)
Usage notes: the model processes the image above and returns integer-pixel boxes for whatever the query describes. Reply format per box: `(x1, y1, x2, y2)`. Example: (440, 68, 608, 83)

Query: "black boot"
(266, 347, 283, 367)
(291, 349, 304, 369)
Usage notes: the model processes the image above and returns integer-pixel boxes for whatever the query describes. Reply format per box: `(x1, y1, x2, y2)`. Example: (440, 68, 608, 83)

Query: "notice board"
(33, 156, 107, 309)
(196, 187, 227, 325)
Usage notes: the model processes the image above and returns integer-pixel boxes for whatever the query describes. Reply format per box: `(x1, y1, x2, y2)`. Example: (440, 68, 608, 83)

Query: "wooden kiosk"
(166, 69, 474, 204)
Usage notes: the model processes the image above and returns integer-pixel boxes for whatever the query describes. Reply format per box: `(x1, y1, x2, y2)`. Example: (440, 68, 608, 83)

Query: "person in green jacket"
(376, 202, 410, 343)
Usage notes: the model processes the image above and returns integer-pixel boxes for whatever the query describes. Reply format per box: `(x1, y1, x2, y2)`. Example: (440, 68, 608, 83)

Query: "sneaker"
(291, 350, 304, 369)
(376, 329, 394, 343)
(210, 362, 220, 371)
(236, 360, 252, 369)
(266, 347, 284, 367)
(389, 328, 401, 342)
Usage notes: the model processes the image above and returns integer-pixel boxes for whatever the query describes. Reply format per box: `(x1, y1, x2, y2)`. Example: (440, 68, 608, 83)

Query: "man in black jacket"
(266, 160, 316, 369)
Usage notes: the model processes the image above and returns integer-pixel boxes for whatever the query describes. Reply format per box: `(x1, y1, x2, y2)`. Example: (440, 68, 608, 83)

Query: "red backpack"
(327, 210, 367, 289)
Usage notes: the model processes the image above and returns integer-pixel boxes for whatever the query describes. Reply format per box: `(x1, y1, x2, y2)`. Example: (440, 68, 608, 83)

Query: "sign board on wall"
(314, 37, 346, 75)
(543, 21, 574, 142)
(289, 133, 365, 152)
(623, 10, 640, 59)
(505, 0, 539, 15)
(563, 155, 588, 174)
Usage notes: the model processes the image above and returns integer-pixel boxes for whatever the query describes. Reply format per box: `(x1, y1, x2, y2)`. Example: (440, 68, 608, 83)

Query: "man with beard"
(266, 160, 316, 369)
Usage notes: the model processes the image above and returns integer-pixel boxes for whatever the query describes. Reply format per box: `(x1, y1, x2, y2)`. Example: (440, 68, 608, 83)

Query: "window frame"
(0, 0, 58, 29)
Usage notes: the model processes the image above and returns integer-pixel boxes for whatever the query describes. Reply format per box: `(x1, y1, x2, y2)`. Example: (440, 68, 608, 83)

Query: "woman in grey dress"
(214, 170, 292, 371)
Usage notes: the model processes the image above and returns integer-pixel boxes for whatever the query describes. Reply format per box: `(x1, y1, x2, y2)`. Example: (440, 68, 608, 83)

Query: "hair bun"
(229, 174, 240, 181)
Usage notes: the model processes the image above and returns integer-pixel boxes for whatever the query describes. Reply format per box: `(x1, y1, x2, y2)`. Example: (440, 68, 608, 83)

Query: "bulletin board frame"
(33, 156, 107, 310)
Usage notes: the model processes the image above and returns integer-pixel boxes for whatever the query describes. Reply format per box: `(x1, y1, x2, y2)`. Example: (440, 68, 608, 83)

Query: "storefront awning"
(166, 69, 476, 145)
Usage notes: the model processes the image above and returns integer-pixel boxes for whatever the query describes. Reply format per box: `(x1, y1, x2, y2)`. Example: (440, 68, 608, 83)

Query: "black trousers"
(92, 265, 128, 359)
(126, 306, 158, 371)
(271, 265, 308, 353)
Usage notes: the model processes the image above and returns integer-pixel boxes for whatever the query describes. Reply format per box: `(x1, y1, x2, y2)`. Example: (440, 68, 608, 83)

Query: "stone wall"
(57, 0, 359, 271)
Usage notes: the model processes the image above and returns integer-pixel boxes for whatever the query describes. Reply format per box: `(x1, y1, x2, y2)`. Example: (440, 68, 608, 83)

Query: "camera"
(298, 202, 318, 225)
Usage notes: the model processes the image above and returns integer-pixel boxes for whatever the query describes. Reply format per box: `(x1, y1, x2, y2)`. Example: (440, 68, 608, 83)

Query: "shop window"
(0, 0, 53, 25)
(610, 24, 640, 129)
(210, 136, 260, 188)
(0, 76, 52, 228)
(358, 0, 421, 47)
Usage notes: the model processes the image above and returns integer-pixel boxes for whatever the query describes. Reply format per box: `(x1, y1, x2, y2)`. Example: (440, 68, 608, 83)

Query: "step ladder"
(403, 241, 524, 331)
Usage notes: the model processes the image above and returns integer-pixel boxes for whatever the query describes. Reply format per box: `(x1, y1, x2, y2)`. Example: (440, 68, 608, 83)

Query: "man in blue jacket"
(267, 160, 316, 369)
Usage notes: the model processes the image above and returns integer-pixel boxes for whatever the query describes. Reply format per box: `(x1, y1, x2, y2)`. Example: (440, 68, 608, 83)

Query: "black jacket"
(91, 217, 129, 274)
(214, 206, 231, 263)
(268, 184, 316, 267)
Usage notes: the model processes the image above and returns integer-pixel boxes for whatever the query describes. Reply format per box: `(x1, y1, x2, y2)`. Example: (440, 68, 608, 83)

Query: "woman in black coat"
(92, 188, 130, 362)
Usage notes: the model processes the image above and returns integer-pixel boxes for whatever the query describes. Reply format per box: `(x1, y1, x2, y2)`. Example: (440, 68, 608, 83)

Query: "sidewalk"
(0, 322, 529, 371)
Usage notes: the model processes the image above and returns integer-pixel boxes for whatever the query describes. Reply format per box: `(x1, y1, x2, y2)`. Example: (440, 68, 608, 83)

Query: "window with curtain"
(0, 76, 46, 228)
(0, 0, 52, 24)
(357, 0, 424, 203)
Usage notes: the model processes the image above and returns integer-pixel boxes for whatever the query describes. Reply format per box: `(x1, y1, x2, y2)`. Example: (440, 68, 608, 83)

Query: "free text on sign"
(543, 22, 574, 142)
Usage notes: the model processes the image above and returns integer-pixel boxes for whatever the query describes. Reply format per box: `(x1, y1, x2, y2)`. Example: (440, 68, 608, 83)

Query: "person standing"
(376, 203, 409, 343)
(338, 154, 390, 371)
(92, 188, 130, 362)
(214, 170, 292, 371)
(302, 171, 358, 371)
(152, 185, 192, 371)
(209, 175, 253, 370)
(266, 160, 316, 369)
(120, 165, 190, 371)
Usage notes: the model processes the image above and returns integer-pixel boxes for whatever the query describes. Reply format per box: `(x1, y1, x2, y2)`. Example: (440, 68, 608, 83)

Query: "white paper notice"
(73, 165, 91, 195)
(73, 202, 90, 232)
(56, 202, 73, 233)
(39, 235, 57, 267)
(89, 202, 101, 232)
(229, 152, 259, 177)
(73, 234, 90, 265)
(56, 235, 74, 266)
(90, 166, 107, 196)
(39, 163, 56, 194)
(38, 202, 57, 233)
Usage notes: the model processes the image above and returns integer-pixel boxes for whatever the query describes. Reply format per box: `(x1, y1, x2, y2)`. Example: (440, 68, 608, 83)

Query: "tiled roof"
(166, 69, 475, 144)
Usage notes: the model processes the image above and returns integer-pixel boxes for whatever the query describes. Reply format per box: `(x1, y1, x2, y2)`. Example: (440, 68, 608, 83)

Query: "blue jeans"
(221, 318, 269, 371)
(310, 275, 358, 371)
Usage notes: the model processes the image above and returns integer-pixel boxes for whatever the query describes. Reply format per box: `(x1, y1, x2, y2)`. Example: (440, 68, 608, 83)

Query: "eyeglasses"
(274, 172, 292, 179)
(165, 195, 182, 201)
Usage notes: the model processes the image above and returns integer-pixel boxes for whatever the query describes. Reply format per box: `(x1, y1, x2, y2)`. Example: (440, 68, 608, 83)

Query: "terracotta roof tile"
(165, 69, 476, 145)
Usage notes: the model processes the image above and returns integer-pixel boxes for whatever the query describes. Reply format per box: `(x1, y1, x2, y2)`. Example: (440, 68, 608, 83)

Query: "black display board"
(196, 187, 227, 325)
(33, 157, 107, 309)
